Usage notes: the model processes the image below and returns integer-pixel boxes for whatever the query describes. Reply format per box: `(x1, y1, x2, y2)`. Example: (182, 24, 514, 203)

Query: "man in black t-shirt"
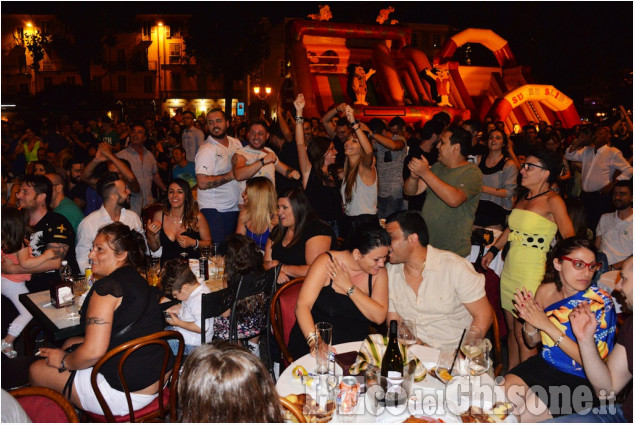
(11, 175, 78, 292)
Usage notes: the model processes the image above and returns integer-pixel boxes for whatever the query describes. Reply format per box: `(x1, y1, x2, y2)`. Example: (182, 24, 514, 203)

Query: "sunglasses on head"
(559, 256, 602, 272)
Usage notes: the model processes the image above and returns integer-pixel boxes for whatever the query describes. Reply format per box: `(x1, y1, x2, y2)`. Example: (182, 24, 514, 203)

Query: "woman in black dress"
(146, 178, 211, 261)
(288, 223, 390, 359)
(264, 189, 335, 284)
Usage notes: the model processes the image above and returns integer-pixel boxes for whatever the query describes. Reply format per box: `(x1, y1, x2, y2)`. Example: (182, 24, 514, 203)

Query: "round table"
(276, 341, 513, 423)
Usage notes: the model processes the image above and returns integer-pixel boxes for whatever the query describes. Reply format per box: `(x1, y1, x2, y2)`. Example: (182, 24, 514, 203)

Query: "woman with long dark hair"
(30, 223, 170, 416)
(264, 189, 334, 283)
(293, 94, 343, 234)
(146, 178, 211, 261)
(482, 150, 575, 370)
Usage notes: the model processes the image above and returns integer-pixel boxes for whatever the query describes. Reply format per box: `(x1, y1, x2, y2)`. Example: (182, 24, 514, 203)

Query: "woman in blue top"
(235, 177, 278, 252)
(502, 237, 617, 422)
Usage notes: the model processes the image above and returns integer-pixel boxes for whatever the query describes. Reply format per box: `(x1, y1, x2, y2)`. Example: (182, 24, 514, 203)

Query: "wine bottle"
(381, 320, 405, 407)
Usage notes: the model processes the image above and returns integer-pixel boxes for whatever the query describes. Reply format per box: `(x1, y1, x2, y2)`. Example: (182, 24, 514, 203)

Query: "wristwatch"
(259, 158, 266, 166)
(346, 286, 356, 297)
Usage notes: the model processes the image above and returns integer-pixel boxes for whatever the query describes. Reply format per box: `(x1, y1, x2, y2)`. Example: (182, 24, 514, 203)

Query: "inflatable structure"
(286, 21, 581, 129)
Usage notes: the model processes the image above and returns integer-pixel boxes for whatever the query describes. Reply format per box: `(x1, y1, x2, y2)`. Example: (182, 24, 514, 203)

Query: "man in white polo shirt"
(595, 180, 633, 271)
(384, 210, 492, 348)
(195, 108, 242, 246)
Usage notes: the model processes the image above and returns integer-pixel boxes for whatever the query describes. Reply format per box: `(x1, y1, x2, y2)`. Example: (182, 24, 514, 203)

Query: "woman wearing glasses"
(501, 237, 617, 421)
(481, 150, 574, 370)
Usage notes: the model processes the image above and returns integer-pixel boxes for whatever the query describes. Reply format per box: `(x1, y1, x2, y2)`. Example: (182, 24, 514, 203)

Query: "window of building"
(170, 23, 182, 38)
(196, 76, 207, 92)
(66, 76, 76, 85)
(43, 76, 53, 88)
(117, 49, 126, 63)
(40, 20, 49, 34)
(169, 43, 181, 64)
(19, 83, 29, 94)
(17, 27, 24, 41)
(432, 34, 441, 48)
(172, 73, 182, 91)
(118, 75, 127, 93)
(92, 77, 102, 91)
(144, 76, 154, 93)
(142, 21, 151, 38)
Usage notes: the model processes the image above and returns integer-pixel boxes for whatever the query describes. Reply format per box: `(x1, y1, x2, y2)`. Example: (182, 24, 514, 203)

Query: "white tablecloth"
(276, 341, 513, 423)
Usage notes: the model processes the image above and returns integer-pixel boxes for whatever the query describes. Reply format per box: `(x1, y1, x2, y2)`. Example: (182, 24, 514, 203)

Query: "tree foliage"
(24, 30, 51, 73)
(184, 11, 272, 115)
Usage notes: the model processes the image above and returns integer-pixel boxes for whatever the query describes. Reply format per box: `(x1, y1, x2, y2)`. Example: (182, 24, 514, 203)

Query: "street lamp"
(252, 83, 272, 119)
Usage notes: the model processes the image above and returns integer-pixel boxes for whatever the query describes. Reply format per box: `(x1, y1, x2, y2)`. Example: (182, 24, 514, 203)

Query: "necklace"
(169, 213, 183, 224)
(525, 189, 551, 201)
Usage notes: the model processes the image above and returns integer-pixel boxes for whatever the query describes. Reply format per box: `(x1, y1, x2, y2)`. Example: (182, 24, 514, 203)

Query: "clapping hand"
(569, 302, 597, 343)
(344, 105, 355, 123)
(294, 94, 305, 114)
(514, 288, 550, 331)
(408, 155, 430, 179)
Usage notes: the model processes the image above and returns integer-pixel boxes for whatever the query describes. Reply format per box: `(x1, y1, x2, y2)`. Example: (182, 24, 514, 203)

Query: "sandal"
(1, 339, 17, 359)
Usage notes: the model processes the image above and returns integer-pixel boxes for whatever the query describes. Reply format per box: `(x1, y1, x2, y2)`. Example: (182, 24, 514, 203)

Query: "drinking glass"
(209, 243, 224, 280)
(398, 319, 417, 347)
(315, 322, 332, 375)
(460, 325, 482, 359)
(147, 258, 160, 287)
(73, 276, 88, 297)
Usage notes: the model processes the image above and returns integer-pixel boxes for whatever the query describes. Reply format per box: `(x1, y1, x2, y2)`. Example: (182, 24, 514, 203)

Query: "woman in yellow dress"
(482, 150, 574, 371)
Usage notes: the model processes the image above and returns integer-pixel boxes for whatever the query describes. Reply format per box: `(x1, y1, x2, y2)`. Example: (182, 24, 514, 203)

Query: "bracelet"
(553, 332, 566, 348)
(306, 332, 318, 346)
(352, 125, 361, 132)
(259, 157, 266, 166)
(487, 246, 500, 258)
(346, 286, 356, 297)
(194, 239, 199, 249)
(348, 120, 359, 128)
(522, 322, 539, 336)
(295, 116, 304, 124)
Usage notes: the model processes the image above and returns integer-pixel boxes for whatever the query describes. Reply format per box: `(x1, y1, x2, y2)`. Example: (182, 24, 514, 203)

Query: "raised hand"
(569, 302, 597, 343)
(294, 94, 305, 114)
(344, 105, 355, 123)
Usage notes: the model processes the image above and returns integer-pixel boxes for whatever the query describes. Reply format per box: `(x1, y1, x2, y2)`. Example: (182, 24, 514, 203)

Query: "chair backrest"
(279, 396, 307, 423)
(90, 330, 184, 422)
(10, 386, 79, 423)
(141, 203, 163, 227)
(201, 287, 235, 345)
(270, 277, 304, 366)
(490, 305, 503, 377)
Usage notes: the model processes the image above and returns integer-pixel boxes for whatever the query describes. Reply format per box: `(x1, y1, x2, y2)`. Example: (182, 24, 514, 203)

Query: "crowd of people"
(0, 99, 632, 422)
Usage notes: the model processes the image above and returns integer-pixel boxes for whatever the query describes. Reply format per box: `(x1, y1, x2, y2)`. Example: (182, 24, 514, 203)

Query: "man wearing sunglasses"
(565, 125, 632, 233)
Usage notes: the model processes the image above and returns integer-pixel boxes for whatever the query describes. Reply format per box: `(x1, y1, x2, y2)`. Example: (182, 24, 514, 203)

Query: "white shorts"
(74, 368, 157, 416)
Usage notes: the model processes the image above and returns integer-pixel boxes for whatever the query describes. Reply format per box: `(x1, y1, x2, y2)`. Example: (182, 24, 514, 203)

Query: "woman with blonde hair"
(236, 177, 278, 251)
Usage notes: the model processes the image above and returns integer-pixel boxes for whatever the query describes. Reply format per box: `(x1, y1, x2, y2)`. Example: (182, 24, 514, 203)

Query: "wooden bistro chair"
(490, 305, 504, 377)
(279, 396, 307, 423)
(201, 266, 280, 374)
(84, 330, 184, 423)
(10, 386, 80, 423)
(270, 277, 305, 368)
(141, 203, 163, 228)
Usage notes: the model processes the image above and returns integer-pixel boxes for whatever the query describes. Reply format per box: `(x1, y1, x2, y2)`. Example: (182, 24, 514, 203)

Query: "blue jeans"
(542, 404, 626, 422)
(200, 208, 239, 250)
(167, 336, 195, 356)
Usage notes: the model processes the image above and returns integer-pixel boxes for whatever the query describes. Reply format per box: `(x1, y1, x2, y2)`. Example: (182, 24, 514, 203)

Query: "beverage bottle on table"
(51, 260, 74, 308)
(381, 320, 404, 406)
(85, 267, 95, 288)
(60, 260, 73, 284)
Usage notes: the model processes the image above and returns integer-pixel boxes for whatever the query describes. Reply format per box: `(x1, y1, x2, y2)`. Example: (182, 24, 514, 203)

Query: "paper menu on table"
(409, 345, 440, 368)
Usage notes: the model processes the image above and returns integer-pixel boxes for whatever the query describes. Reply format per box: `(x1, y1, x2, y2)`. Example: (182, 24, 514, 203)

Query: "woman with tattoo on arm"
(30, 222, 172, 416)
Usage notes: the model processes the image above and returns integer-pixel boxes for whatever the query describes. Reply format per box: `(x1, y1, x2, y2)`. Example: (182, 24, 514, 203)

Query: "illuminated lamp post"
(252, 83, 272, 119)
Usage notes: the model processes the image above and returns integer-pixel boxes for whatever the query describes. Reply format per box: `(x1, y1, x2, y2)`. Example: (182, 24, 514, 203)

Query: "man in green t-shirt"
(45, 173, 85, 233)
(404, 125, 482, 257)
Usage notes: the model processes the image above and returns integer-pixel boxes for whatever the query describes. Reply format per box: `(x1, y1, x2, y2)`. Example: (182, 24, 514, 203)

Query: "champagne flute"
(315, 322, 332, 375)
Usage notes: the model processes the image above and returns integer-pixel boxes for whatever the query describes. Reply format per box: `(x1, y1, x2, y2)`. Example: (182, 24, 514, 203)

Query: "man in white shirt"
(232, 120, 300, 187)
(384, 210, 492, 348)
(565, 125, 632, 232)
(595, 181, 633, 271)
(195, 108, 242, 246)
(181, 110, 205, 162)
(75, 173, 144, 272)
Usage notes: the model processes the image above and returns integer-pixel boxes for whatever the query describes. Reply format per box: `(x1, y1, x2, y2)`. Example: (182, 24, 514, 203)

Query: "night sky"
(3, 1, 632, 106)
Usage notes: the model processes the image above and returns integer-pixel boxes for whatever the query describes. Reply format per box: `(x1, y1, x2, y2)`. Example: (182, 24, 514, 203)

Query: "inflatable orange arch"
(489, 84, 581, 128)
(434, 28, 516, 68)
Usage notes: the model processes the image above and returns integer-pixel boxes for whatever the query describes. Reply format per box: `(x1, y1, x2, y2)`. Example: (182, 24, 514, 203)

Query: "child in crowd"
(1, 206, 56, 358)
(161, 259, 213, 355)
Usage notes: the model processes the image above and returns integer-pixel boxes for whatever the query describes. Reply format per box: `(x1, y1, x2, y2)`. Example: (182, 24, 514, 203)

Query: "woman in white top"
(340, 105, 377, 243)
